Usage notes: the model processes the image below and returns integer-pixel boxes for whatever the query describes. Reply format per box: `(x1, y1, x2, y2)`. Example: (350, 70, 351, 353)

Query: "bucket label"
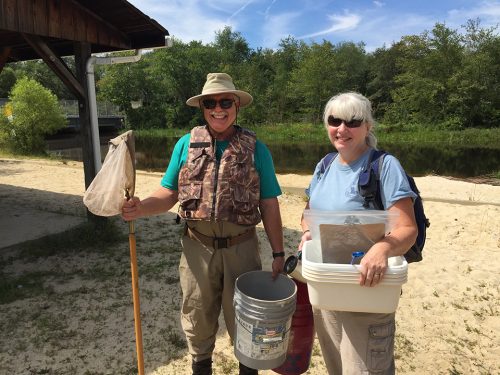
(235, 314, 290, 360)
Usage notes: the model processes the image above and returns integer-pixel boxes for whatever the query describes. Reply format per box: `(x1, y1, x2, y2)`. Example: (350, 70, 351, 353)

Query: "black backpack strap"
(319, 152, 338, 177)
(358, 149, 386, 210)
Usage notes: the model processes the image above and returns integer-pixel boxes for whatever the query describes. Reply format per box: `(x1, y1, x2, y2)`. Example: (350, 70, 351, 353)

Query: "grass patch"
(0, 220, 127, 303)
(15, 220, 126, 260)
(216, 354, 238, 374)
(0, 271, 55, 304)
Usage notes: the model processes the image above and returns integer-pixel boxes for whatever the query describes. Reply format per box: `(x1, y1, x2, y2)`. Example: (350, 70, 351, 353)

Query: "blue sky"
(129, 0, 500, 52)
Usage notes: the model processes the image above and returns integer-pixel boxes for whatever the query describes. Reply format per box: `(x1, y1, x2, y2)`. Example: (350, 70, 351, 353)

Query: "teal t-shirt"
(161, 133, 282, 199)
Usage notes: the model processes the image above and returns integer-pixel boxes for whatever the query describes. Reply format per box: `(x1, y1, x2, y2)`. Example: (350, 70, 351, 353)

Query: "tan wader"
(313, 309, 396, 374)
(179, 220, 262, 362)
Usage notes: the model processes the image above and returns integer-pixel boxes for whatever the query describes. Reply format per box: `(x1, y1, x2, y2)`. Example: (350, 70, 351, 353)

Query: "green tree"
(97, 51, 165, 129)
(0, 77, 66, 154)
(384, 23, 464, 128)
(269, 37, 307, 123)
(366, 44, 403, 120)
(238, 48, 276, 125)
(13, 59, 75, 99)
(149, 39, 220, 128)
(448, 20, 500, 128)
(0, 66, 17, 97)
(212, 26, 251, 77)
(332, 42, 368, 92)
(289, 41, 335, 123)
(290, 41, 367, 123)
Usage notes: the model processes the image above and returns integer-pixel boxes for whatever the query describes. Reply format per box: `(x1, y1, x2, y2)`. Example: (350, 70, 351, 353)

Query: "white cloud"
(128, 0, 235, 45)
(264, 0, 279, 19)
(227, 0, 256, 21)
(447, 0, 500, 27)
(126, 0, 500, 52)
(299, 11, 361, 39)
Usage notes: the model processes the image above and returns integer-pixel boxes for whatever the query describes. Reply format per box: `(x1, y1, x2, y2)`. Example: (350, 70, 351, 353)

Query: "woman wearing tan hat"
(122, 73, 285, 375)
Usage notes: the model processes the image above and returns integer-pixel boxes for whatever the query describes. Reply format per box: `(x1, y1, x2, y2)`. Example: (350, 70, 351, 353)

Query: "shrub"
(0, 77, 66, 154)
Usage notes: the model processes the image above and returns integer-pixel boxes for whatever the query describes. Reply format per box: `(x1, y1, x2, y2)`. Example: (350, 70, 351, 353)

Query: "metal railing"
(59, 100, 123, 117)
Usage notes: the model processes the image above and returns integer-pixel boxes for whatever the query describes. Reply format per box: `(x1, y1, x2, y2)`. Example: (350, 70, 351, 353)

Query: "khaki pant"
(179, 220, 262, 362)
(313, 309, 396, 374)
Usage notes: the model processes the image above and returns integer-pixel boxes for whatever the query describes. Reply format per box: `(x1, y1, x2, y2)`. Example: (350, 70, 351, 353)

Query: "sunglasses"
(202, 98, 235, 109)
(327, 115, 363, 128)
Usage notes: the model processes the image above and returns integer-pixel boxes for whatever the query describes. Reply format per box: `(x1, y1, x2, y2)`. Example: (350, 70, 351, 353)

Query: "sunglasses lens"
(202, 98, 234, 109)
(219, 99, 234, 109)
(327, 116, 342, 127)
(202, 99, 217, 109)
(327, 116, 363, 128)
(347, 120, 363, 128)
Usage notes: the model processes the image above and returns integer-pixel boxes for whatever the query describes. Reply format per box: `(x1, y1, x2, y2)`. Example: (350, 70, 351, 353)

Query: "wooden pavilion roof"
(0, 0, 169, 200)
(0, 0, 168, 64)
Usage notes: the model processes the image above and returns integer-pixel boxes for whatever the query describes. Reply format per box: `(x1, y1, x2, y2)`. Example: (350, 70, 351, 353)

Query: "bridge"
(60, 100, 124, 133)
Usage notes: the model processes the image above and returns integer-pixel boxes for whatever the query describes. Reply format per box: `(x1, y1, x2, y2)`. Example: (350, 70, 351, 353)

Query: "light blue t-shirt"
(161, 133, 282, 199)
(307, 149, 416, 210)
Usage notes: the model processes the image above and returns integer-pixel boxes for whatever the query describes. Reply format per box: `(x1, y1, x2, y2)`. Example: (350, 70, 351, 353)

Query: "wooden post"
(74, 41, 106, 225)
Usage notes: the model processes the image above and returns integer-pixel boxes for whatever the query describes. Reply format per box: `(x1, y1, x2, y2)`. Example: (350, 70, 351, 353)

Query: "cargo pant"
(179, 220, 262, 362)
(313, 309, 396, 374)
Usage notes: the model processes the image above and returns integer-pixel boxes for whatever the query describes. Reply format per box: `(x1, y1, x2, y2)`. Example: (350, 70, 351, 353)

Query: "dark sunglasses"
(327, 115, 363, 128)
(202, 98, 234, 109)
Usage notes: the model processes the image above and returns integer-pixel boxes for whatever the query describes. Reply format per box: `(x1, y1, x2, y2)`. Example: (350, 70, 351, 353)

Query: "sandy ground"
(0, 157, 499, 375)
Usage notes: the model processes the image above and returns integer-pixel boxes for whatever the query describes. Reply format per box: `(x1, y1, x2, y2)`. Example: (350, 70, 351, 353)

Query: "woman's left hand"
(358, 247, 388, 287)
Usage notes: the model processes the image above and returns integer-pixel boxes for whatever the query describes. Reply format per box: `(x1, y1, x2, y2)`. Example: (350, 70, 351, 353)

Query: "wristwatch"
(272, 251, 285, 259)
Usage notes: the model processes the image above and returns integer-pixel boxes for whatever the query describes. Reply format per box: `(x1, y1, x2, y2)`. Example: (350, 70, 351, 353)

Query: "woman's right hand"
(121, 196, 142, 221)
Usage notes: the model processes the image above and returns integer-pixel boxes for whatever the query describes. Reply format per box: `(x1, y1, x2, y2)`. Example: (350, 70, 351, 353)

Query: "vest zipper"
(211, 139, 220, 220)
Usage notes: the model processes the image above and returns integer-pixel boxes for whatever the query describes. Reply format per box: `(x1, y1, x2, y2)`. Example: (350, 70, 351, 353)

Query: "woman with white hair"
(299, 92, 418, 374)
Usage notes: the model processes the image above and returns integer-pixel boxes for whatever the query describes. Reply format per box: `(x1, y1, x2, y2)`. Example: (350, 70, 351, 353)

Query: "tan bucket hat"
(186, 72, 253, 108)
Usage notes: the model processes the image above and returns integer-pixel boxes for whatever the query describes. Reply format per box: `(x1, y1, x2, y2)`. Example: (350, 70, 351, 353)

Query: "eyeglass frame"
(327, 115, 364, 128)
(200, 97, 237, 110)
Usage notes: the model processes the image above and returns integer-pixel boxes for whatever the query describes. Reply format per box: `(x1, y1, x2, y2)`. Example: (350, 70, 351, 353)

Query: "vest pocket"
(367, 320, 395, 372)
(187, 149, 210, 178)
(178, 181, 202, 212)
(230, 184, 252, 214)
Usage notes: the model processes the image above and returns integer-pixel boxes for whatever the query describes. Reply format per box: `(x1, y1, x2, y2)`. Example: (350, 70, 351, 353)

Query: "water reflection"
(132, 137, 499, 178)
(50, 136, 499, 178)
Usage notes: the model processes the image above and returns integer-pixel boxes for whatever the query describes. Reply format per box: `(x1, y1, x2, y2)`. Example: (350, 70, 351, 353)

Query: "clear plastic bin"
(303, 209, 399, 264)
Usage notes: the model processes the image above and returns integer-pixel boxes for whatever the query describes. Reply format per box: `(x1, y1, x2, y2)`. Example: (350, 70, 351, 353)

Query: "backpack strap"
(319, 152, 338, 177)
(358, 149, 386, 210)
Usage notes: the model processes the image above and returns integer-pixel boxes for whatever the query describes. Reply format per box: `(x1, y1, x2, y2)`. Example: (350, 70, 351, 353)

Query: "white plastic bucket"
(233, 271, 297, 370)
(302, 241, 408, 313)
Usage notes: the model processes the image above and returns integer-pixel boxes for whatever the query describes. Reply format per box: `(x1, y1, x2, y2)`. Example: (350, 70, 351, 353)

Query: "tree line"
(1, 19, 498, 131)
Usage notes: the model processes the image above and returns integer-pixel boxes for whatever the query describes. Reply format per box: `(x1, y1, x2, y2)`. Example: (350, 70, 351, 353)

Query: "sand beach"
(0, 157, 498, 374)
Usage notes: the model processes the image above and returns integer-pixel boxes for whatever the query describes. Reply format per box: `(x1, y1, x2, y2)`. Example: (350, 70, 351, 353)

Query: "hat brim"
(186, 89, 253, 108)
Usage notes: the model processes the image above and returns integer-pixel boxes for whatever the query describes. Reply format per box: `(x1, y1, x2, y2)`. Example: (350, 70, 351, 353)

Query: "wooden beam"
(74, 41, 107, 225)
(74, 41, 96, 189)
(22, 33, 85, 100)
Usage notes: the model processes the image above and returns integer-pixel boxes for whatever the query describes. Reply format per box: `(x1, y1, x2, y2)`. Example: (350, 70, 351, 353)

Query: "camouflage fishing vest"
(177, 125, 261, 225)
